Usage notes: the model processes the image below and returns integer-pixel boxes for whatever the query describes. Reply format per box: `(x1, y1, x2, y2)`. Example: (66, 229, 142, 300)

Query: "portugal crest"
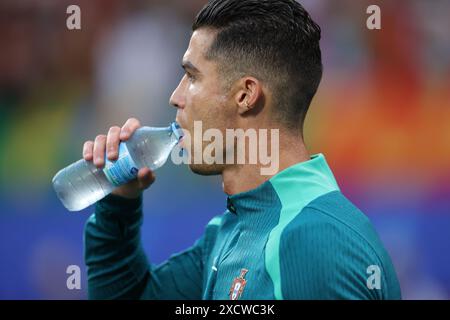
(229, 268, 248, 300)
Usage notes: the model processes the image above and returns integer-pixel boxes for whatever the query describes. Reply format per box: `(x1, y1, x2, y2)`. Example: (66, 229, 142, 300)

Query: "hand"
(82, 117, 155, 199)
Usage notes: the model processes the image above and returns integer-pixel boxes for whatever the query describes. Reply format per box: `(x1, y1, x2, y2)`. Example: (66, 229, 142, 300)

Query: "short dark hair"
(193, 0, 322, 130)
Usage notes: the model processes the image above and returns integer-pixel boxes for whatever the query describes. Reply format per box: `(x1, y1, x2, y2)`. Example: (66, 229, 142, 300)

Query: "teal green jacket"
(84, 154, 401, 300)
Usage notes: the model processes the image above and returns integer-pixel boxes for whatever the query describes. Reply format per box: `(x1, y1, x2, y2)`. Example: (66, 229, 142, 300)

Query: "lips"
(176, 123, 186, 147)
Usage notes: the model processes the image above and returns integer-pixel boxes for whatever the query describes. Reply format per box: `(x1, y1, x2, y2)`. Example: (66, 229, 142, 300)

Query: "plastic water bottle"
(52, 122, 183, 212)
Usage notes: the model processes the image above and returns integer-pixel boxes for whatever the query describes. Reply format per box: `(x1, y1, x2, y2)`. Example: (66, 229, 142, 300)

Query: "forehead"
(183, 28, 217, 65)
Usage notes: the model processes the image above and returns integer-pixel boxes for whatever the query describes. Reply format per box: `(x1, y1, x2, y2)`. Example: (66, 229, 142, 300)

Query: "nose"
(169, 78, 185, 110)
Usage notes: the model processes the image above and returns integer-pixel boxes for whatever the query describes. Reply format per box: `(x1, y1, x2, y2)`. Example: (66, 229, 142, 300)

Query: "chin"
(189, 163, 224, 176)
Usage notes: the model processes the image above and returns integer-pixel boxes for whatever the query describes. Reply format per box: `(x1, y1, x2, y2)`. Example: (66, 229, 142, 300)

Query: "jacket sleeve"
(84, 194, 217, 300)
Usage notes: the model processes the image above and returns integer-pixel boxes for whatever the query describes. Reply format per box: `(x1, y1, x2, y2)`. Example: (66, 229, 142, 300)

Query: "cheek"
(185, 83, 201, 112)
(186, 83, 211, 119)
(185, 82, 231, 129)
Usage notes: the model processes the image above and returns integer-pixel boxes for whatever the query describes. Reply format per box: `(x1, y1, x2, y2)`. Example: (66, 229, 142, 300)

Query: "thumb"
(137, 167, 155, 190)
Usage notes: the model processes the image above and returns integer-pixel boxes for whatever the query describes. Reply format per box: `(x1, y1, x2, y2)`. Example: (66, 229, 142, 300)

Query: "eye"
(186, 72, 196, 82)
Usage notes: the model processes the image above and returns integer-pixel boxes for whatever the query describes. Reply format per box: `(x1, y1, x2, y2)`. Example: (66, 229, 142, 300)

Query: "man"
(83, 0, 401, 299)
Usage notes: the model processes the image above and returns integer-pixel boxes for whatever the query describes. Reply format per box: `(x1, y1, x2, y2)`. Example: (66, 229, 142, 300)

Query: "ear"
(234, 77, 263, 115)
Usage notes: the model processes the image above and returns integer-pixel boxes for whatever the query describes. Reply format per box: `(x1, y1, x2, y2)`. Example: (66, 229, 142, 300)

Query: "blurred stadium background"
(0, 0, 449, 299)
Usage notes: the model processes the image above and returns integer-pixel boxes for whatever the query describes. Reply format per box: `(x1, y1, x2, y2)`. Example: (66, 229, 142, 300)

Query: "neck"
(221, 129, 310, 195)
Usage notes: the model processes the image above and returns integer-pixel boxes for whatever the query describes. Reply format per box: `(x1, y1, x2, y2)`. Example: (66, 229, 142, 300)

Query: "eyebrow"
(182, 60, 200, 74)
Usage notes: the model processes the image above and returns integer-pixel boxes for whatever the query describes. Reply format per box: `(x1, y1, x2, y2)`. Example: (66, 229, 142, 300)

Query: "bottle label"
(103, 143, 139, 187)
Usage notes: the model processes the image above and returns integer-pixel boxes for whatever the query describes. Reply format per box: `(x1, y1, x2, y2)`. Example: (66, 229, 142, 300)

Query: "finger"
(93, 134, 107, 168)
(106, 126, 121, 160)
(120, 117, 141, 140)
(137, 167, 155, 190)
(83, 141, 94, 161)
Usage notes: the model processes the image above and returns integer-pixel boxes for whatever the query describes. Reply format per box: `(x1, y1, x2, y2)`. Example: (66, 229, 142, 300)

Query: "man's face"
(170, 28, 235, 175)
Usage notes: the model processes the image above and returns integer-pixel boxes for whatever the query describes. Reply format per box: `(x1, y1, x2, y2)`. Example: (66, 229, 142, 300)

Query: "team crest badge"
(229, 268, 248, 300)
